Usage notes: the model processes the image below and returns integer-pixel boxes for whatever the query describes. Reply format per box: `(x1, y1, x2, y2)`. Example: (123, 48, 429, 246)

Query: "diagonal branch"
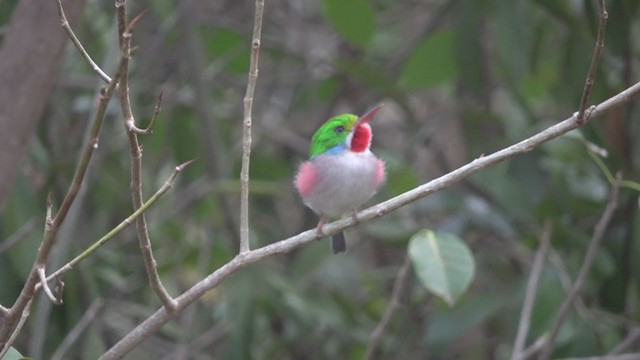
(239, 0, 265, 253)
(512, 221, 552, 360)
(538, 175, 622, 360)
(40, 160, 195, 287)
(0, 50, 125, 354)
(55, 0, 111, 83)
(365, 256, 412, 360)
(99, 79, 640, 360)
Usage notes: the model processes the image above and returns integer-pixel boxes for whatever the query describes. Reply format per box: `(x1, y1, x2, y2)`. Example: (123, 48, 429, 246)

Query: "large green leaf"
(408, 230, 475, 306)
(323, 0, 375, 49)
(400, 30, 457, 90)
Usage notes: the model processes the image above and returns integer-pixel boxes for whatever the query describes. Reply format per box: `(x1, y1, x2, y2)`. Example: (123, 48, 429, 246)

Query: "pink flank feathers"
(295, 161, 317, 197)
(376, 159, 386, 186)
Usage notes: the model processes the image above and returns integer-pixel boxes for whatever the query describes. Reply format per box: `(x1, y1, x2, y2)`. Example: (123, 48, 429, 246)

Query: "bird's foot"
(315, 216, 326, 239)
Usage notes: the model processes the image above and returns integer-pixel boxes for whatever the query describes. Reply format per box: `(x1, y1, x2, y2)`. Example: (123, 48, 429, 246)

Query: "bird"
(294, 105, 386, 254)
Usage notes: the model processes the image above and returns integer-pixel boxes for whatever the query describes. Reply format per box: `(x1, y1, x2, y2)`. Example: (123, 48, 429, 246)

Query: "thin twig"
(239, 0, 265, 253)
(548, 250, 593, 320)
(609, 327, 640, 355)
(114, 3, 177, 312)
(512, 221, 552, 360)
(55, 0, 111, 83)
(0, 217, 38, 255)
(520, 335, 548, 360)
(143, 90, 163, 134)
(0, 52, 124, 353)
(0, 300, 32, 359)
(538, 175, 622, 360)
(576, 0, 608, 123)
(41, 160, 195, 286)
(50, 300, 105, 360)
(365, 256, 412, 360)
(99, 79, 640, 359)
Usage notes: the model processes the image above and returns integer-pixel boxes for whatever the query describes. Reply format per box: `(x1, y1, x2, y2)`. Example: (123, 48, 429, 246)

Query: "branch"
(538, 175, 622, 360)
(99, 81, 640, 359)
(55, 0, 111, 83)
(609, 327, 640, 355)
(512, 221, 552, 360)
(576, 0, 608, 123)
(114, 3, 176, 311)
(239, 0, 265, 253)
(50, 300, 105, 360)
(0, 52, 124, 353)
(365, 256, 412, 360)
(0, 300, 32, 359)
(40, 160, 194, 287)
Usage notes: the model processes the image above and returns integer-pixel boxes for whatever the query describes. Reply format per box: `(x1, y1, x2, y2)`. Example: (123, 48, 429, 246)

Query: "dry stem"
(0, 51, 124, 354)
(538, 175, 622, 360)
(365, 256, 412, 360)
(576, 0, 608, 123)
(239, 0, 265, 253)
(512, 221, 552, 360)
(114, 1, 176, 311)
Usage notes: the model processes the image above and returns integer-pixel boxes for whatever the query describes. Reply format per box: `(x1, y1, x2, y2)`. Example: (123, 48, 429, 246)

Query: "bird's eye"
(335, 126, 345, 134)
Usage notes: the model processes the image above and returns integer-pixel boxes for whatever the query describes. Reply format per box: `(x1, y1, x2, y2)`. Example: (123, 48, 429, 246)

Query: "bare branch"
(42, 159, 195, 286)
(538, 175, 622, 360)
(114, 2, 177, 312)
(239, 0, 265, 253)
(520, 335, 547, 360)
(0, 300, 32, 359)
(365, 256, 412, 360)
(100, 81, 640, 359)
(55, 0, 111, 83)
(0, 50, 124, 353)
(50, 300, 105, 360)
(576, 0, 608, 123)
(609, 328, 640, 355)
(512, 221, 552, 360)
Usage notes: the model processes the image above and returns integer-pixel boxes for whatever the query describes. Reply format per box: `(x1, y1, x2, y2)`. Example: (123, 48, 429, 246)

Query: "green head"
(309, 114, 358, 157)
(308, 105, 382, 158)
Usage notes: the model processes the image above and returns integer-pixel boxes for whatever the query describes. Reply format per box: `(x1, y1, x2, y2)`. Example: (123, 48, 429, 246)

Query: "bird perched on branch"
(295, 105, 386, 254)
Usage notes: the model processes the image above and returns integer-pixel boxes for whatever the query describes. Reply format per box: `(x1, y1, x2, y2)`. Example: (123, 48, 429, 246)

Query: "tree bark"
(0, 0, 87, 213)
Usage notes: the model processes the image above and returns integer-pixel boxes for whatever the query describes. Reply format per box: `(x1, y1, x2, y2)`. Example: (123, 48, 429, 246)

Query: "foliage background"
(1, 0, 639, 358)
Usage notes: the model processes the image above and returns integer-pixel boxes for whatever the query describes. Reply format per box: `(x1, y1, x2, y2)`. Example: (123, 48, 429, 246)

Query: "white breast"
(303, 150, 382, 217)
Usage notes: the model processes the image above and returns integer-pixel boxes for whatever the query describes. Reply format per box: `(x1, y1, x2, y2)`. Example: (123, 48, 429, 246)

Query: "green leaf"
(4, 346, 32, 360)
(400, 30, 457, 89)
(408, 230, 475, 306)
(323, 0, 375, 49)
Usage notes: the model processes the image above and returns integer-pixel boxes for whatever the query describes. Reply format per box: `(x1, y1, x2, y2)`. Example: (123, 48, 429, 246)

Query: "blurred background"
(1, 0, 639, 358)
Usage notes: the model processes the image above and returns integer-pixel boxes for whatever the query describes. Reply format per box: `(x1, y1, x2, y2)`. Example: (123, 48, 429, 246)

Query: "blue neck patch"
(312, 142, 347, 159)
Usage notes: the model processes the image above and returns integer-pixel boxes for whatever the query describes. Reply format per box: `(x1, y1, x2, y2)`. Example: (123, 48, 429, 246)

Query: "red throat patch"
(350, 124, 371, 152)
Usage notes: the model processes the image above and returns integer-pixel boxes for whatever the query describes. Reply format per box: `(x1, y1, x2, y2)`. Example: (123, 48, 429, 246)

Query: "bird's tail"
(331, 232, 347, 254)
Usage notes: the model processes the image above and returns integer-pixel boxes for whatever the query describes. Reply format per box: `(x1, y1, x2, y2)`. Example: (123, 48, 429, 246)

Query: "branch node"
(37, 267, 63, 305)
